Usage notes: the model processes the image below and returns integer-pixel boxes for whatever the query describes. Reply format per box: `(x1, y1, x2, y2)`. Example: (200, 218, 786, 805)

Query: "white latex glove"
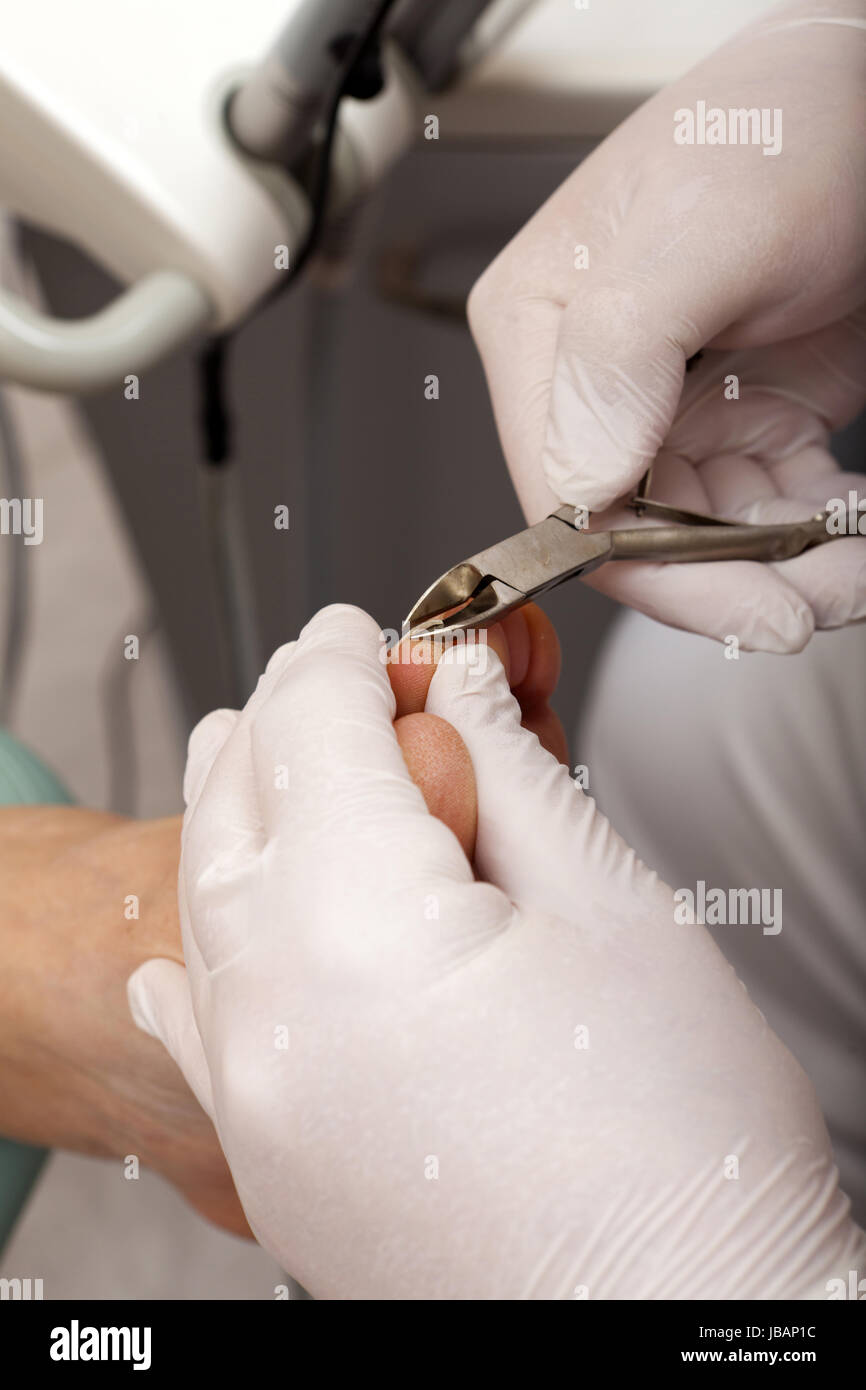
(468, 0, 866, 652)
(128, 605, 864, 1299)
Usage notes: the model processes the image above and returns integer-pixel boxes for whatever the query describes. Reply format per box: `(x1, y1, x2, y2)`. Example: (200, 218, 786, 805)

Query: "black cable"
(274, 0, 397, 293)
(194, 0, 398, 705)
(198, 0, 397, 465)
(199, 335, 231, 465)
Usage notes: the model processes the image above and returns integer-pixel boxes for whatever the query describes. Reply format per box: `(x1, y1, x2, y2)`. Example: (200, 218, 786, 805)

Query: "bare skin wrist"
(0, 807, 248, 1235)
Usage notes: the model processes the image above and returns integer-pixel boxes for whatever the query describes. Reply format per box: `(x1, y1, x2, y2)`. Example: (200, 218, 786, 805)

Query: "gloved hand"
(468, 0, 866, 652)
(128, 606, 864, 1298)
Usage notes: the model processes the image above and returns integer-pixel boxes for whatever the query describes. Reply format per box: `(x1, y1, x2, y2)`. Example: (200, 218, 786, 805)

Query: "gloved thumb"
(539, 210, 763, 513)
(426, 642, 671, 925)
(127, 958, 216, 1122)
(542, 268, 693, 512)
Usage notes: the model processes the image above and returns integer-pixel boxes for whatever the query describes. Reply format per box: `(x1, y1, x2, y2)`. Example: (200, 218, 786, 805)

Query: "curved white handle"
(0, 270, 212, 393)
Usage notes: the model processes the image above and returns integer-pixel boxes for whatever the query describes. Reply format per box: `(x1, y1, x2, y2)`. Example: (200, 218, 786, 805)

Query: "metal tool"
(403, 496, 838, 638)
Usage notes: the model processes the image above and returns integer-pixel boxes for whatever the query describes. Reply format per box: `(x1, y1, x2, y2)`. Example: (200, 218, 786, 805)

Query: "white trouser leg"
(579, 611, 866, 1223)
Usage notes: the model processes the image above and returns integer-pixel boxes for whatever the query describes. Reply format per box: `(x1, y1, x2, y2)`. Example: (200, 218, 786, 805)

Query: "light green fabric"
(0, 729, 71, 1249)
(0, 728, 72, 807)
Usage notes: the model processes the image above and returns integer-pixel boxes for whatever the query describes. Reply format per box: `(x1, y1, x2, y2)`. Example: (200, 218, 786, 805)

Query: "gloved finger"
(773, 462, 865, 506)
(585, 450, 821, 650)
(670, 314, 866, 465)
(696, 451, 862, 522)
(390, 609, 569, 764)
(708, 466, 866, 529)
(696, 482, 866, 630)
(389, 604, 563, 729)
(538, 217, 768, 513)
(584, 557, 815, 653)
(774, 538, 866, 629)
(467, 284, 564, 523)
(183, 643, 299, 814)
(466, 134, 651, 522)
(249, 605, 473, 884)
(183, 709, 239, 813)
(127, 958, 216, 1122)
(473, 216, 759, 520)
(388, 623, 510, 716)
(426, 645, 670, 924)
(182, 641, 297, 885)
